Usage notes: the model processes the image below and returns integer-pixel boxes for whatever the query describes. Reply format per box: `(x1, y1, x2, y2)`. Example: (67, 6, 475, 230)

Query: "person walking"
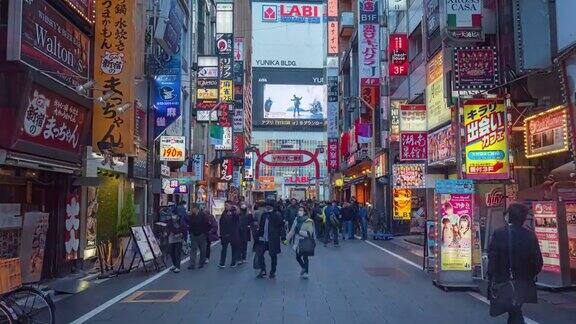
(205, 208, 218, 265)
(285, 206, 316, 279)
(358, 203, 369, 240)
(341, 202, 355, 240)
(166, 209, 187, 273)
(255, 199, 286, 279)
(187, 205, 210, 269)
(487, 203, 543, 324)
(219, 201, 241, 268)
(284, 198, 299, 230)
(239, 202, 254, 264)
(323, 200, 341, 247)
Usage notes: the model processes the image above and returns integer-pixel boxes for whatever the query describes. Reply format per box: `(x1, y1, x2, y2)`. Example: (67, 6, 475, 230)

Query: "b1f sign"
(359, 0, 379, 24)
(389, 34, 409, 76)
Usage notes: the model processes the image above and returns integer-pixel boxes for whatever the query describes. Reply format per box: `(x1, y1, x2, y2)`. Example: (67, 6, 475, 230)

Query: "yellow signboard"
(463, 99, 508, 179)
(92, 0, 136, 154)
(219, 80, 233, 103)
(426, 51, 450, 130)
(197, 88, 218, 100)
(393, 189, 412, 221)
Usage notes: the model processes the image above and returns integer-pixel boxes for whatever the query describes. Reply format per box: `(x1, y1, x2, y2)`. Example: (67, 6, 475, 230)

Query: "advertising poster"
(399, 104, 427, 131)
(92, 0, 135, 154)
(262, 84, 326, 120)
(256, 176, 276, 191)
(252, 2, 325, 69)
(20, 212, 50, 283)
(85, 187, 98, 257)
(393, 189, 412, 221)
(159, 136, 185, 161)
(7, 0, 91, 87)
(428, 123, 456, 165)
(454, 47, 498, 90)
(143, 225, 162, 258)
(389, 34, 409, 76)
(533, 201, 561, 272)
(440, 194, 473, 271)
(464, 99, 509, 179)
(214, 127, 232, 150)
(426, 51, 449, 130)
(131, 226, 154, 262)
(392, 164, 426, 188)
(524, 106, 570, 158)
(390, 100, 406, 142)
(400, 132, 428, 161)
(565, 201, 576, 270)
(162, 178, 189, 194)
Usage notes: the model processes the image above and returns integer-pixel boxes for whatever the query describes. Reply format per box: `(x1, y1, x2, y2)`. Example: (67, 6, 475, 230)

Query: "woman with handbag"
(284, 206, 316, 279)
(487, 203, 543, 324)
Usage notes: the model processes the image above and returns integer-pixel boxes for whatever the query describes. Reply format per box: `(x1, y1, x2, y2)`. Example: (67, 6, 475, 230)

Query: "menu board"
(131, 226, 154, 262)
(533, 201, 561, 273)
(143, 225, 162, 258)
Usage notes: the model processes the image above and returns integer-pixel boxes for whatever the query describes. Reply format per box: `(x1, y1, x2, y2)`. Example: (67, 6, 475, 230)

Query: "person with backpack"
(324, 200, 341, 247)
(284, 206, 316, 279)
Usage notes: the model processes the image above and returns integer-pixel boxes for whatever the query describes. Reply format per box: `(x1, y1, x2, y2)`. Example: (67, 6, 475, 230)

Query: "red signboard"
(232, 133, 244, 155)
(454, 47, 498, 90)
(328, 0, 338, 17)
(8, 0, 91, 87)
(19, 84, 87, 154)
(220, 159, 233, 181)
(219, 103, 232, 127)
(328, 21, 339, 55)
(400, 132, 428, 161)
(389, 34, 409, 76)
(284, 176, 310, 184)
(63, 0, 95, 24)
(327, 138, 340, 171)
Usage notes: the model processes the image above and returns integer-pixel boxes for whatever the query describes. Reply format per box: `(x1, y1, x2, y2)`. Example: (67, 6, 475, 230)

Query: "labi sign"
(7, 0, 91, 87)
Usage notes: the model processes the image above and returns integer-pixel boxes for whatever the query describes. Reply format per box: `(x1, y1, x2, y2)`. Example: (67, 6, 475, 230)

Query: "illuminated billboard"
(262, 84, 326, 120)
(252, 2, 326, 69)
(253, 68, 326, 130)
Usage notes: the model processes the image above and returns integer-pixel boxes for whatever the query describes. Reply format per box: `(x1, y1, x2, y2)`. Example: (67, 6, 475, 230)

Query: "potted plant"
(117, 191, 137, 268)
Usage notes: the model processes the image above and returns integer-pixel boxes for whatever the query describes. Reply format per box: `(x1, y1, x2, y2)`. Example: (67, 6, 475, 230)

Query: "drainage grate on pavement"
(363, 267, 407, 278)
(123, 290, 189, 303)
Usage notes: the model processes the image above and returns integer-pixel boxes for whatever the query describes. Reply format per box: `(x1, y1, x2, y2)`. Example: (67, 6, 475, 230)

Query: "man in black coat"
(219, 201, 241, 268)
(255, 199, 286, 278)
(488, 203, 543, 324)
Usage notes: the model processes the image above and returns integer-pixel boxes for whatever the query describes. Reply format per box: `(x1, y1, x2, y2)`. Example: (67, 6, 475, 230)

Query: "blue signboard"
(435, 179, 475, 194)
(154, 74, 181, 137)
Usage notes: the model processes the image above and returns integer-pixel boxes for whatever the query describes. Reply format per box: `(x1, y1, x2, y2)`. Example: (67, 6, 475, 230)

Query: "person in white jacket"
(285, 206, 316, 279)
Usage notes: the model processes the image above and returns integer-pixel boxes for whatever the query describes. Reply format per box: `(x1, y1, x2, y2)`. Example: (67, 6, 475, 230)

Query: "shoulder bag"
(298, 231, 316, 257)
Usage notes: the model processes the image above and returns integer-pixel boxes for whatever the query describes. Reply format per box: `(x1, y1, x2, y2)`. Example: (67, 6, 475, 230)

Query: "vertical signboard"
(93, 0, 136, 154)
(393, 188, 412, 220)
(463, 99, 509, 180)
(327, 73, 339, 139)
(328, 21, 339, 55)
(154, 73, 181, 138)
(533, 201, 561, 273)
(327, 138, 340, 172)
(426, 51, 449, 130)
(400, 132, 428, 161)
(358, 0, 381, 109)
(389, 34, 409, 76)
(196, 57, 219, 117)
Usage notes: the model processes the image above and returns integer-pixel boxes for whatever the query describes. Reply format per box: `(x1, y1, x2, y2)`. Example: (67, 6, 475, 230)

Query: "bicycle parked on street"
(0, 258, 55, 324)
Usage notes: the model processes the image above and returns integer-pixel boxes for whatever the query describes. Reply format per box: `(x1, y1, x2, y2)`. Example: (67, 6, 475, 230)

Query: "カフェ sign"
(7, 0, 91, 87)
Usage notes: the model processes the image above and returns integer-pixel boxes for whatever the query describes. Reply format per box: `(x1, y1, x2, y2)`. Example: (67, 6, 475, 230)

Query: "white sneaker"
(302, 272, 309, 279)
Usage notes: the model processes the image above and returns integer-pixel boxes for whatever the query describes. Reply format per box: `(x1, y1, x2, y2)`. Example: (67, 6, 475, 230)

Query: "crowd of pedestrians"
(164, 196, 371, 278)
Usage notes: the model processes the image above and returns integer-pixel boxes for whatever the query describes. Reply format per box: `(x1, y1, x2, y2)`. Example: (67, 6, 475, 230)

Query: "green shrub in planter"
(118, 191, 137, 237)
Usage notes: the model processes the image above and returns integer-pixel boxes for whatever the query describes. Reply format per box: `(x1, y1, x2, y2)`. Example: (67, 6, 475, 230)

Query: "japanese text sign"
(20, 84, 87, 154)
(359, 0, 380, 95)
(524, 106, 569, 159)
(533, 201, 561, 272)
(328, 0, 338, 17)
(400, 132, 428, 161)
(464, 99, 509, 179)
(328, 21, 339, 55)
(154, 74, 181, 138)
(426, 51, 449, 130)
(393, 189, 412, 221)
(389, 34, 409, 76)
(160, 136, 185, 161)
(400, 104, 427, 131)
(327, 138, 340, 172)
(93, 0, 136, 154)
(220, 159, 233, 181)
(393, 164, 426, 189)
(219, 80, 233, 103)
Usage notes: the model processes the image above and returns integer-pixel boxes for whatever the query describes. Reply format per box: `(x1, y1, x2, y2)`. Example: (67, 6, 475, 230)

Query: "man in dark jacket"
(205, 209, 218, 264)
(284, 198, 299, 229)
(341, 202, 355, 240)
(187, 205, 210, 269)
(255, 199, 286, 278)
(324, 200, 341, 246)
(219, 201, 241, 268)
(238, 203, 254, 264)
(488, 203, 543, 324)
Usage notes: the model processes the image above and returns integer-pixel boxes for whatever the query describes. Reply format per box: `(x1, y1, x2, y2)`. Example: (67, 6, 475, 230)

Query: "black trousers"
(206, 236, 211, 259)
(257, 242, 277, 274)
(508, 306, 524, 324)
(240, 239, 249, 260)
(169, 242, 182, 269)
(220, 238, 239, 266)
(296, 252, 309, 272)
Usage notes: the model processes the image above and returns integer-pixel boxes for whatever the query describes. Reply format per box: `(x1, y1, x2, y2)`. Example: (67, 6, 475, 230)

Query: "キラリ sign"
(464, 98, 509, 179)
(160, 136, 185, 161)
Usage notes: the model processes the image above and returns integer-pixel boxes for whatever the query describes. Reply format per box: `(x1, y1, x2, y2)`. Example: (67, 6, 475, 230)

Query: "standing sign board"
(433, 179, 476, 288)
